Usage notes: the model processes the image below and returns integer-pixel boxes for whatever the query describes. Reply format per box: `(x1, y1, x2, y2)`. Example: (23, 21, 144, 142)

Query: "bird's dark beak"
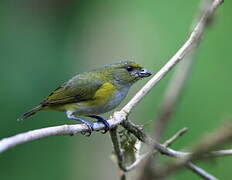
(138, 68, 152, 78)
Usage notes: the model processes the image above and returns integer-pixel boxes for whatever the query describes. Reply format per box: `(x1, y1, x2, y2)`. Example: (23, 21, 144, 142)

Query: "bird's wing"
(41, 75, 103, 106)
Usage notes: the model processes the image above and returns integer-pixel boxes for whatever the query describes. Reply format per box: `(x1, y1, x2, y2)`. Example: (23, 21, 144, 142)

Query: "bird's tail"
(18, 105, 43, 121)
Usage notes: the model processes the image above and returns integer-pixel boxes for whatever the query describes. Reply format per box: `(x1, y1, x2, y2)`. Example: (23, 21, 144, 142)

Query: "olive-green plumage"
(19, 60, 151, 129)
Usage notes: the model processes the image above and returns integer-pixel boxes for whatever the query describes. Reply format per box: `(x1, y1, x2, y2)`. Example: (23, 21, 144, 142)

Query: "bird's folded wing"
(41, 77, 103, 106)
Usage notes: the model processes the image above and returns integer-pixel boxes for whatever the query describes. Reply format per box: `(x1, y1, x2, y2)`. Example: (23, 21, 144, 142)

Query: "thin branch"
(0, 112, 126, 153)
(138, 0, 223, 179)
(121, 0, 223, 115)
(166, 129, 219, 180)
(164, 120, 232, 178)
(133, 127, 219, 180)
(186, 163, 218, 180)
(123, 120, 232, 179)
(153, 0, 219, 142)
(122, 120, 232, 161)
(210, 149, 232, 157)
(120, 128, 189, 172)
(158, 128, 218, 180)
(122, 153, 150, 172)
(144, 128, 219, 180)
(163, 128, 188, 147)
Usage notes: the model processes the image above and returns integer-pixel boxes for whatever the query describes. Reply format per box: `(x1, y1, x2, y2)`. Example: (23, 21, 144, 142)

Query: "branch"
(166, 128, 219, 180)
(121, 0, 223, 115)
(138, 0, 223, 179)
(142, 127, 219, 180)
(0, 112, 126, 153)
(154, 0, 221, 142)
(123, 121, 232, 179)
(186, 163, 218, 180)
(163, 128, 188, 147)
(128, 120, 232, 179)
(126, 127, 218, 180)
(113, 128, 188, 173)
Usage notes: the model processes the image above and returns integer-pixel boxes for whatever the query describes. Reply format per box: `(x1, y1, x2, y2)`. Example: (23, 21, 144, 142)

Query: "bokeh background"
(0, 0, 231, 179)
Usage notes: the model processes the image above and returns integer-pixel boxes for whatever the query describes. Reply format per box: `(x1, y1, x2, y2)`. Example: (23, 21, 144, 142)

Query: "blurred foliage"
(0, 0, 231, 180)
(118, 128, 141, 167)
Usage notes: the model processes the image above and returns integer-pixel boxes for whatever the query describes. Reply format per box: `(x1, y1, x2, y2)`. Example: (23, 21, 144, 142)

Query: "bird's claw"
(89, 115, 110, 134)
(67, 112, 94, 137)
(81, 122, 94, 136)
(100, 120, 110, 134)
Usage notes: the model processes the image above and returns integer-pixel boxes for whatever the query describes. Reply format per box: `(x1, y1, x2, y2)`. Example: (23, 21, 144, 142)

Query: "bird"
(19, 60, 152, 135)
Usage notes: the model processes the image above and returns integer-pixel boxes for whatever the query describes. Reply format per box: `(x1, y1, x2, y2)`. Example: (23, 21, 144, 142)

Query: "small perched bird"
(19, 60, 152, 135)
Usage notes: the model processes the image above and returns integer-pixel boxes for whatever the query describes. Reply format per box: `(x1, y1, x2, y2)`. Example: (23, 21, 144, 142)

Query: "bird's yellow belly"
(50, 83, 129, 115)
(64, 101, 117, 115)
(52, 83, 129, 115)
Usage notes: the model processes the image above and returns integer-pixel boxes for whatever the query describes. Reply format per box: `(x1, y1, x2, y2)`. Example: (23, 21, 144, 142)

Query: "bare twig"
(190, 121, 232, 161)
(186, 163, 218, 180)
(123, 120, 232, 179)
(154, 0, 219, 143)
(121, 0, 223, 115)
(162, 128, 217, 180)
(121, 153, 150, 172)
(163, 128, 188, 147)
(138, 0, 223, 179)
(210, 149, 232, 157)
(142, 128, 219, 180)
(0, 111, 127, 153)
(117, 128, 189, 172)
(161, 128, 218, 180)
(122, 120, 232, 159)
(143, 120, 232, 179)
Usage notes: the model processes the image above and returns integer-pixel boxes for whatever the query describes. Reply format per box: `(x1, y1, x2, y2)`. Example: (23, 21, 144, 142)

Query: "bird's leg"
(88, 115, 110, 133)
(66, 111, 94, 136)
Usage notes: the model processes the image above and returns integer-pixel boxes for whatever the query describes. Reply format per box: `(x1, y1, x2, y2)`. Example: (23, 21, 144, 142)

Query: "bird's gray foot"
(89, 115, 110, 133)
(67, 111, 94, 136)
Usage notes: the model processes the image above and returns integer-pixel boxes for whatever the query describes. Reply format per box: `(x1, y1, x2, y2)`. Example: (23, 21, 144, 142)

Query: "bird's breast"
(67, 82, 129, 115)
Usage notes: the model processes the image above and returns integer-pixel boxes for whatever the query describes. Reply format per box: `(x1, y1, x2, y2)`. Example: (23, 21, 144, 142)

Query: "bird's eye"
(126, 66, 133, 71)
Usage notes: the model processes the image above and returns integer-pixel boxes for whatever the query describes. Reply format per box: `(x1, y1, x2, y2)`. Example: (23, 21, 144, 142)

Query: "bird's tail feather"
(18, 105, 43, 121)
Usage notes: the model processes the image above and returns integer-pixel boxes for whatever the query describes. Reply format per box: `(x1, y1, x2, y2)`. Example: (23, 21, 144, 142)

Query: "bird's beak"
(138, 68, 152, 78)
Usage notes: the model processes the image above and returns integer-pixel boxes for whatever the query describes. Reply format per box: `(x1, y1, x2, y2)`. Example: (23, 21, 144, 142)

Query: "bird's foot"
(67, 111, 94, 136)
(80, 121, 94, 136)
(89, 115, 110, 134)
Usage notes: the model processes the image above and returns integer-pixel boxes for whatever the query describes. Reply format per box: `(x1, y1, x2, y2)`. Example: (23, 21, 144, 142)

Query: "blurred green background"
(0, 0, 231, 179)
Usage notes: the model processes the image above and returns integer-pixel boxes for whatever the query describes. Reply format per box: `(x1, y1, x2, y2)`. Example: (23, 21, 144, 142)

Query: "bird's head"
(102, 60, 152, 85)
